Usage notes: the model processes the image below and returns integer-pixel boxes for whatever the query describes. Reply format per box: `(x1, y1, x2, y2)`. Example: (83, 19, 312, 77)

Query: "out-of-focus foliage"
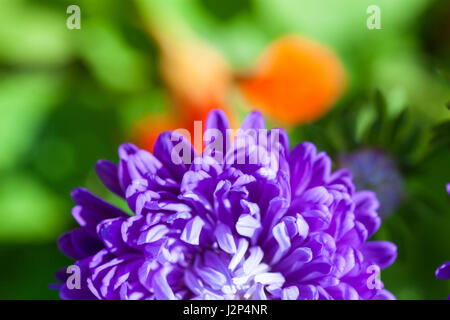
(0, 0, 448, 299)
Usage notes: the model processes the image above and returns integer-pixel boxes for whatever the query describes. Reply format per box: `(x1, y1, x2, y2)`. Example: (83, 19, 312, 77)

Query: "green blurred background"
(0, 0, 449, 299)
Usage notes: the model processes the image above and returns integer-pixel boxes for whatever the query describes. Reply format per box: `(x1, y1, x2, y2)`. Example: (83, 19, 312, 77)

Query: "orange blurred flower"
(133, 31, 346, 152)
(238, 35, 346, 125)
(158, 36, 232, 117)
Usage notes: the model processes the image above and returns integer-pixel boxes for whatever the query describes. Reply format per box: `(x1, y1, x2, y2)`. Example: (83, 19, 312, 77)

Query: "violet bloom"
(55, 110, 397, 300)
(339, 149, 404, 217)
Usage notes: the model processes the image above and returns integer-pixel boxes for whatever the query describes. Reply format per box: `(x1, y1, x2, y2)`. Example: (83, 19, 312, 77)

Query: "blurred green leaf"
(78, 20, 150, 92)
(0, 0, 73, 66)
(0, 72, 61, 170)
(0, 173, 68, 242)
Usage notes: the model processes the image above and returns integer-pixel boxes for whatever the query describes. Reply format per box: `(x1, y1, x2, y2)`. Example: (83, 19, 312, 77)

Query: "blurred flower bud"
(157, 32, 232, 116)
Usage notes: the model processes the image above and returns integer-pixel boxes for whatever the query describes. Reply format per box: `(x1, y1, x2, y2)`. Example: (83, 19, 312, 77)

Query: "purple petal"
(362, 241, 397, 269)
(184, 269, 204, 295)
(68, 228, 103, 257)
(268, 128, 289, 155)
(97, 218, 130, 254)
(57, 228, 103, 260)
(353, 191, 381, 238)
(204, 109, 230, 153)
(118, 143, 164, 189)
(291, 260, 333, 282)
(308, 152, 332, 187)
(180, 216, 205, 245)
(298, 186, 332, 205)
(195, 266, 227, 290)
(243, 247, 264, 274)
(327, 283, 359, 300)
(153, 131, 194, 181)
(295, 214, 309, 241)
(57, 232, 80, 259)
(435, 261, 450, 280)
(276, 247, 312, 274)
(138, 225, 169, 245)
(251, 282, 267, 300)
(72, 205, 103, 235)
(152, 268, 176, 300)
(271, 221, 291, 263)
(236, 214, 261, 238)
(254, 272, 285, 287)
(282, 286, 299, 300)
(95, 160, 125, 197)
(261, 197, 289, 234)
(215, 223, 236, 254)
(289, 142, 316, 197)
(297, 285, 318, 300)
(71, 187, 128, 219)
(334, 246, 356, 277)
(240, 111, 266, 130)
(299, 208, 331, 232)
(229, 238, 249, 271)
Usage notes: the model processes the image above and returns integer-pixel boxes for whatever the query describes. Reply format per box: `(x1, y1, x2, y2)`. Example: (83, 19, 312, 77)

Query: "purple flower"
(55, 110, 397, 300)
(339, 149, 404, 217)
